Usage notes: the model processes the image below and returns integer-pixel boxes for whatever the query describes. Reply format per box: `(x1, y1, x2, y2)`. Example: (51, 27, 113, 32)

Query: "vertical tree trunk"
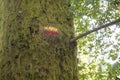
(0, 0, 78, 80)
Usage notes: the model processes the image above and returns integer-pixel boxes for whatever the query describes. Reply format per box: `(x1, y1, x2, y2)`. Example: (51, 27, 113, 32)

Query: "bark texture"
(0, 0, 78, 80)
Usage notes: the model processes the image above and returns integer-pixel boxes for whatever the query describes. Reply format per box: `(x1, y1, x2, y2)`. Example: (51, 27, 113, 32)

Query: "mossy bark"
(0, 0, 78, 80)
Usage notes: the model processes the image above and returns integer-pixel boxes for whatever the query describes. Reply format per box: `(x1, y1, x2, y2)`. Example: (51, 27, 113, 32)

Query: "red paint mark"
(44, 30, 58, 35)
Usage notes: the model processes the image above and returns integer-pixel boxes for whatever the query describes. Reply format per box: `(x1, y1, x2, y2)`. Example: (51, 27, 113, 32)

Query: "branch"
(70, 18, 120, 42)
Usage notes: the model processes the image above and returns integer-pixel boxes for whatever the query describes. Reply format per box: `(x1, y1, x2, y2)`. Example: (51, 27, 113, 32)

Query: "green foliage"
(109, 62, 120, 79)
(71, 0, 120, 80)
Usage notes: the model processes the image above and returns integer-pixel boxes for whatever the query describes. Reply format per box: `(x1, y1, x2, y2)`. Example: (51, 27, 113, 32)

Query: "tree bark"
(0, 0, 78, 80)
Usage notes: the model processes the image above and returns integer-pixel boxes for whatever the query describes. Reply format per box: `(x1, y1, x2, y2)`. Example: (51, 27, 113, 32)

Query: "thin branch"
(70, 18, 120, 42)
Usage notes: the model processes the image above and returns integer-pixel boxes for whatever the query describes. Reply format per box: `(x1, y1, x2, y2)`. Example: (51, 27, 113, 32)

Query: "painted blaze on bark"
(0, 0, 78, 80)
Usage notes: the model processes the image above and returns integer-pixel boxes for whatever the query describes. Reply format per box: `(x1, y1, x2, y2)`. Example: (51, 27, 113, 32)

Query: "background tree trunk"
(0, 0, 78, 80)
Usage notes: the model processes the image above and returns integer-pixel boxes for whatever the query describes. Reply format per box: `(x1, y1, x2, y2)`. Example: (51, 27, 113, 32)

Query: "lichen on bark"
(0, 0, 78, 80)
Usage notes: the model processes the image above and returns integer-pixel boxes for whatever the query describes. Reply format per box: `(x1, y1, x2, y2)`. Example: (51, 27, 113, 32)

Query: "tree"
(0, 0, 78, 80)
(72, 0, 120, 80)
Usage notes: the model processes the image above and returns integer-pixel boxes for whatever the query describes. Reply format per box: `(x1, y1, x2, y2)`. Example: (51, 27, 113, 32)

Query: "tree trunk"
(0, 0, 78, 80)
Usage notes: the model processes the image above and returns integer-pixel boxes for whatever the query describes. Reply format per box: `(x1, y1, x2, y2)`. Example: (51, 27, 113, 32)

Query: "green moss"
(0, 0, 78, 80)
